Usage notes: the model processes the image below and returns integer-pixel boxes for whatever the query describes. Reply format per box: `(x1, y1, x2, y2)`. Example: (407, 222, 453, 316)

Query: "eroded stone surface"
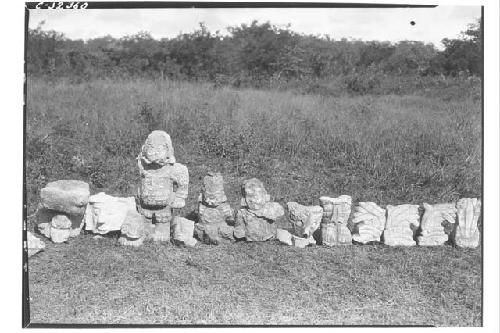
(27, 231, 45, 257)
(453, 198, 481, 248)
(319, 195, 352, 245)
(351, 202, 386, 244)
(50, 214, 72, 243)
(276, 228, 293, 245)
(40, 180, 90, 215)
(172, 216, 197, 247)
(384, 204, 420, 246)
(119, 210, 146, 246)
(200, 172, 228, 207)
(417, 203, 456, 246)
(286, 202, 323, 238)
(84, 192, 136, 235)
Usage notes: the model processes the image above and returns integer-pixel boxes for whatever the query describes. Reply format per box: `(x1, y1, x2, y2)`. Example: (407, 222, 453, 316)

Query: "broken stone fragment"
(249, 202, 285, 221)
(194, 223, 235, 245)
(27, 231, 45, 257)
(198, 202, 234, 225)
(383, 204, 420, 246)
(286, 202, 323, 238)
(453, 198, 481, 248)
(172, 216, 197, 247)
(319, 195, 353, 245)
(84, 192, 136, 235)
(240, 178, 271, 211)
(276, 228, 293, 245)
(417, 203, 456, 246)
(200, 172, 228, 207)
(351, 202, 386, 244)
(139, 130, 176, 166)
(119, 210, 146, 247)
(234, 208, 277, 242)
(40, 180, 90, 215)
(50, 215, 72, 243)
(291, 235, 316, 248)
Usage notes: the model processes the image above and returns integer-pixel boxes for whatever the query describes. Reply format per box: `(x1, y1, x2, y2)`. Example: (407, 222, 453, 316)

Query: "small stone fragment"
(291, 235, 316, 248)
(319, 195, 353, 245)
(27, 231, 45, 257)
(286, 202, 323, 238)
(276, 228, 293, 245)
(84, 192, 136, 235)
(383, 204, 420, 246)
(417, 203, 456, 246)
(453, 198, 481, 248)
(172, 216, 197, 247)
(351, 202, 386, 244)
(119, 210, 146, 247)
(40, 180, 90, 215)
(50, 215, 72, 243)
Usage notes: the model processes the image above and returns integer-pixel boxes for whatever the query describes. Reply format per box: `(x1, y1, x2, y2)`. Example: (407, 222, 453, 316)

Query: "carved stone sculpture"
(49, 214, 72, 243)
(319, 195, 352, 245)
(351, 202, 386, 244)
(172, 217, 197, 247)
(453, 198, 481, 248)
(119, 210, 146, 247)
(195, 172, 235, 244)
(27, 231, 45, 257)
(383, 204, 420, 246)
(84, 193, 136, 235)
(136, 130, 189, 242)
(234, 178, 284, 242)
(286, 202, 323, 238)
(417, 203, 456, 246)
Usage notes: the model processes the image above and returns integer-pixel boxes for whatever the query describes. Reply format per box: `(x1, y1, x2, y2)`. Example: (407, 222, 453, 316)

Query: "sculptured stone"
(50, 214, 72, 243)
(240, 178, 271, 211)
(198, 202, 234, 225)
(40, 180, 90, 215)
(36, 207, 84, 238)
(194, 223, 235, 245)
(84, 192, 136, 235)
(319, 195, 352, 245)
(172, 216, 197, 247)
(138, 163, 189, 208)
(234, 209, 277, 242)
(140, 130, 176, 166)
(351, 202, 386, 244)
(417, 203, 456, 246)
(200, 172, 228, 207)
(453, 198, 481, 248)
(27, 231, 45, 257)
(383, 204, 420, 246)
(286, 202, 323, 238)
(119, 210, 146, 247)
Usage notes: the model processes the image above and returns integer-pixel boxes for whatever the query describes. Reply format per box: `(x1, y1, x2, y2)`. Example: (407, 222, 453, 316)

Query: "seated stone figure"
(319, 195, 353, 246)
(136, 130, 189, 242)
(234, 178, 284, 242)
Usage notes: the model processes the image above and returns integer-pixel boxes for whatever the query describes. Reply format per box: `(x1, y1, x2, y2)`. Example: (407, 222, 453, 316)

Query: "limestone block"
(292, 235, 316, 248)
(171, 217, 197, 247)
(27, 231, 45, 257)
(286, 202, 323, 238)
(36, 208, 83, 238)
(276, 228, 293, 245)
(119, 210, 146, 246)
(138, 163, 189, 208)
(194, 223, 235, 245)
(40, 180, 90, 215)
(84, 192, 136, 235)
(351, 202, 386, 244)
(319, 195, 352, 245)
(453, 198, 481, 248)
(417, 203, 456, 246)
(50, 215, 72, 243)
(139, 130, 176, 166)
(240, 178, 271, 211)
(200, 172, 228, 207)
(383, 204, 420, 246)
(198, 202, 234, 225)
(234, 209, 277, 242)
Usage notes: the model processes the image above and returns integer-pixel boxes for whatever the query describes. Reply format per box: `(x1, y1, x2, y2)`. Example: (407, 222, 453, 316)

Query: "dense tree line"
(27, 19, 482, 88)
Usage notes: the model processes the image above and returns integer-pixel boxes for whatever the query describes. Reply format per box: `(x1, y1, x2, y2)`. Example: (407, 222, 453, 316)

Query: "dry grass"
(26, 78, 482, 326)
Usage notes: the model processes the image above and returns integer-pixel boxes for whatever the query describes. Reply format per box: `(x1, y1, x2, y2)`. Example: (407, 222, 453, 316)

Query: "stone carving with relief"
(234, 178, 284, 242)
(351, 202, 386, 244)
(383, 204, 420, 246)
(417, 203, 456, 246)
(84, 192, 136, 235)
(136, 130, 189, 242)
(452, 198, 481, 248)
(285, 202, 323, 247)
(319, 195, 352, 246)
(194, 172, 235, 245)
(119, 210, 147, 247)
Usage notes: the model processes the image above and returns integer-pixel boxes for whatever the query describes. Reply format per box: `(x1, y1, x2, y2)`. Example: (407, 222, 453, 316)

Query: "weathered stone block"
(84, 192, 136, 235)
(40, 180, 90, 215)
(172, 216, 197, 247)
(119, 210, 146, 247)
(383, 204, 420, 246)
(319, 195, 352, 245)
(50, 215, 72, 243)
(453, 198, 481, 248)
(351, 202, 386, 244)
(417, 203, 456, 246)
(286, 202, 323, 238)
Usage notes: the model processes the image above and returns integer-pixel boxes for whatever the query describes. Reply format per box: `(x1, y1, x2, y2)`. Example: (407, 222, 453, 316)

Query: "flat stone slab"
(40, 180, 90, 215)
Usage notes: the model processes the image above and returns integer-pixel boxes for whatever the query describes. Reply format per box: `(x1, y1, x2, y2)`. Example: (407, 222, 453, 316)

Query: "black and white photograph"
(12, 0, 499, 328)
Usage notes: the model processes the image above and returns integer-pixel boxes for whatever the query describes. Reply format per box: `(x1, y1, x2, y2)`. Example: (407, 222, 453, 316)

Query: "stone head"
(241, 178, 271, 211)
(140, 130, 176, 166)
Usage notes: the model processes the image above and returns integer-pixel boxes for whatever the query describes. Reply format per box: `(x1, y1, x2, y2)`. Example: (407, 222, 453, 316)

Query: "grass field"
(26, 78, 482, 326)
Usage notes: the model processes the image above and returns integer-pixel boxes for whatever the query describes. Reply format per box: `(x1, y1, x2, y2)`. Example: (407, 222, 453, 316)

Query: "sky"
(28, 6, 481, 49)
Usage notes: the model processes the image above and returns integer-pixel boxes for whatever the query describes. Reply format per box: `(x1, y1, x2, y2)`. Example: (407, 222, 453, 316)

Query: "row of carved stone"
(27, 130, 481, 256)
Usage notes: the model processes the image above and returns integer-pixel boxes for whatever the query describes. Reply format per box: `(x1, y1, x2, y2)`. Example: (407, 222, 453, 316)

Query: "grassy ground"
(26, 78, 482, 325)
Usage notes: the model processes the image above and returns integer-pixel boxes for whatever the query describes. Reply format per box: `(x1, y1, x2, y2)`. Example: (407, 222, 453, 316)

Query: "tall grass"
(26, 78, 481, 217)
